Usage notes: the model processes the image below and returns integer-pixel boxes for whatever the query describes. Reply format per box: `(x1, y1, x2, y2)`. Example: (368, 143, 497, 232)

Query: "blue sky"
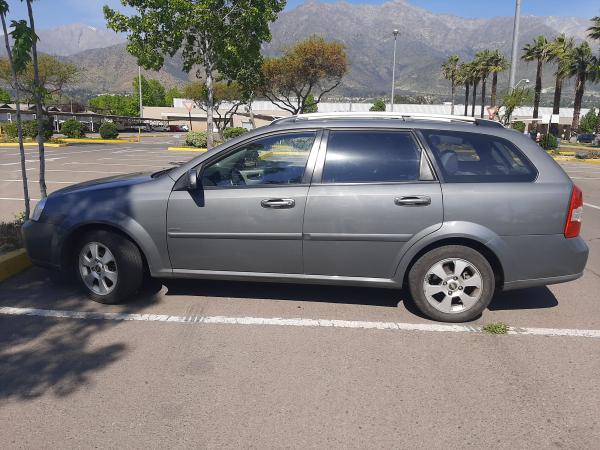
(5, 0, 600, 29)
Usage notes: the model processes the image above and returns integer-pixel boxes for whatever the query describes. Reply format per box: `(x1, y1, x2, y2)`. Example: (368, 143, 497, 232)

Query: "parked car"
(151, 124, 169, 132)
(23, 113, 588, 322)
(576, 133, 595, 144)
(168, 124, 187, 132)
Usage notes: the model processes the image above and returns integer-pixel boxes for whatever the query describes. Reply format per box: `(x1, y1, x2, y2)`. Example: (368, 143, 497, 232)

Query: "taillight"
(564, 185, 583, 238)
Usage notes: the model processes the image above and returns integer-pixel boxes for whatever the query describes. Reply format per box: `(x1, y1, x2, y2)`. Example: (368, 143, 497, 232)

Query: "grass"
(481, 322, 509, 334)
(0, 213, 25, 255)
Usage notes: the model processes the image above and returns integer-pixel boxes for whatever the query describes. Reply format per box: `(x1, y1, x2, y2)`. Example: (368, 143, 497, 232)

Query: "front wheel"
(408, 245, 495, 322)
(75, 230, 144, 304)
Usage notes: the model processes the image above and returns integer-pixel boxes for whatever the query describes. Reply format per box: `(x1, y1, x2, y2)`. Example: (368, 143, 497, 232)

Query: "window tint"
(322, 131, 421, 183)
(202, 132, 315, 187)
(421, 130, 536, 183)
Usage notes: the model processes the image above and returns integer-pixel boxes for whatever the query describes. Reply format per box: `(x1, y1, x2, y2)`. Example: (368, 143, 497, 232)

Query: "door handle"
(261, 198, 295, 209)
(394, 195, 431, 206)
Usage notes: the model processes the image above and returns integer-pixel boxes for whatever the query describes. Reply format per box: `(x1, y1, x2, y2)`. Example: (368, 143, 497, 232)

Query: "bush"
(223, 127, 248, 140)
(60, 119, 85, 138)
(369, 99, 386, 112)
(540, 133, 558, 150)
(580, 108, 598, 134)
(575, 151, 600, 160)
(511, 121, 526, 133)
(22, 119, 54, 141)
(99, 122, 119, 139)
(185, 131, 208, 148)
(1, 122, 18, 139)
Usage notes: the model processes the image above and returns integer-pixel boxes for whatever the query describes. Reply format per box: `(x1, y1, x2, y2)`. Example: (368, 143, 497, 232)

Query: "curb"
(0, 142, 68, 148)
(168, 147, 207, 152)
(61, 138, 137, 144)
(0, 248, 31, 282)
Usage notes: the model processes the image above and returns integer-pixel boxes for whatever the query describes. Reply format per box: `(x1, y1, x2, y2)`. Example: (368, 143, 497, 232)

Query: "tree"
(457, 63, 472, 116)
(133, 75, 168, 108)
(522, 36, 552, 121)
(500, 87, 533, 125)
(441, 55, 460, 115)
(369, 98, 386, 112)
(475, 50, 493, 118)
(580, 108, 598, 133)
(548, 34, 574, 136)
(0, 4, 32, 218)
(165, 87, 182, 107)
(469, 61, 480, 117)
(0, 86, 10, 102)
(105, 0, 285, 150)
(568, 42, 598, 133)
(487, 50, 508, 108)
(261, 36, 347, 114)
(89, 94, 137, 117)
(303, 94, 318, 113)
(183, 80, 248, 139)
(588, 16, 600, 133)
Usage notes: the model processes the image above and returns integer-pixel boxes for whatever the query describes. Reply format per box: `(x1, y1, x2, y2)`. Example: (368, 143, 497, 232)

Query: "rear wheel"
(75, 230, 144, 304)
(408, 245, 495, 322)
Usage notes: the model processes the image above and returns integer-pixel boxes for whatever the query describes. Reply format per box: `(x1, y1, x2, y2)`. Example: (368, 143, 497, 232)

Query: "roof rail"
(270, 112, 504, 128)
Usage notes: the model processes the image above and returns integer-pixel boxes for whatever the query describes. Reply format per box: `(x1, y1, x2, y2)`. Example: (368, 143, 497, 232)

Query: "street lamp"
(514, 78, 530, 89)
(509, 0, 522, 88)
(390, 29, 399, 112)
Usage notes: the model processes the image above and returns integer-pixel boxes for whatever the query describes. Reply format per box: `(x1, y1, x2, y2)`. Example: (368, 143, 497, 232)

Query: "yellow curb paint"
(0, 248, 31, 282)
(61, 138, 136, 144)
(168, 147, 207, 152)
(0, 142, 68, 147)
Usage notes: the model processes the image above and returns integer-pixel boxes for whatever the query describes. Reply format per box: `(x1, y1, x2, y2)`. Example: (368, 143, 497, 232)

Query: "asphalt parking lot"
(1, 139, 600, 448)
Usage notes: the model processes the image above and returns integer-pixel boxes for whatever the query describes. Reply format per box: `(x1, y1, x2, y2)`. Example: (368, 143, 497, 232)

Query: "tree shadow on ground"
(0, 268, 161, 401)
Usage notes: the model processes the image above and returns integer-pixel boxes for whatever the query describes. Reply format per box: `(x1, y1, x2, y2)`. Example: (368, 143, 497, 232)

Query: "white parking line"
(0, 179, 73, 184)
(1, 306, 599, 339)
(584, 202, 600, 210)
(0, 197, 39, 201)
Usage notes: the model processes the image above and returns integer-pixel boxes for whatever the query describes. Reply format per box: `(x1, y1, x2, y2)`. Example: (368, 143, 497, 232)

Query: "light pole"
(390, 29, 399, 112)
(514, 78, 530, 89)
(138, 66, 143, 118)
(509, 0, 522, 89)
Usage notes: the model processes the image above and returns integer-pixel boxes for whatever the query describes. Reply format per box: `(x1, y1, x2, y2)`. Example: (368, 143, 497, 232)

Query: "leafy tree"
(133, 75, 168, 108)
(441, 55, 460, 115)
(60, 118, 85, 138)
(165, 86, 182, 107)
(468, 61, 480, 117)
(474, 50, 494, 118)
(369, 98, 386, 112)
(105, 0, 285, 150)
(522, 36, 553, 121)
(89, 94, 138, 117)
(487, 50, 508, 108)
(0, 86, 10, 103)
(223, 127, 247, 140)
(580, 108, 598, 133)
(0, 2, 32, 217)
(183, 80, 248, 139)
(261, 36, 347, 114)
(457, 62, 473, 116)
(588, 16, 600, 133)
(500, 87, 533, 125)
(99, 122, 119, 139)
(303, 94, 318, 113)
(548, 34, 574, 135)
(568, 42, 598, 132)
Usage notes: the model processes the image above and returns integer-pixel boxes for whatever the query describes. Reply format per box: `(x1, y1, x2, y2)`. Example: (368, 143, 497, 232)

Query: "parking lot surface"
(1, 140, 600, 448)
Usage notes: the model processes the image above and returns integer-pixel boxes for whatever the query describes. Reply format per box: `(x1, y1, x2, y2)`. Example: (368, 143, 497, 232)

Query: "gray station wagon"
(23, 113, 589, 322)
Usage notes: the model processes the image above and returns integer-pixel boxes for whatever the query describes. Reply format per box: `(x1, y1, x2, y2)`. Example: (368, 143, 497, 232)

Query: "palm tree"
(458, 63, 472, 116)
(548, 34, 574, 136)
(522, 36, 553, 121)
(488, 50, 508, 108)
(470, 62, 481, 117)
(588, 16, 600, 133)
(568, 42, 598, 133)
(475, 50, 493, 118)
(441, 55, 460, 115)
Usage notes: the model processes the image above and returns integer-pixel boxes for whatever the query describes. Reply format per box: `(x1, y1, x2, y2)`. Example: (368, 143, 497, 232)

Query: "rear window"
(322, 131, 421, 183)
(421, 130, 536, 183)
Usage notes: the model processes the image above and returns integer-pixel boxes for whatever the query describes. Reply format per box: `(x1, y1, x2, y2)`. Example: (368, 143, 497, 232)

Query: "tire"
(74, 230, 144, 304)
(408, 245, 495, 323)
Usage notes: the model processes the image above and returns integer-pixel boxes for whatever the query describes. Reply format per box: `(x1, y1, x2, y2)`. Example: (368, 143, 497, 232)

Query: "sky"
(5, 0, 600, 29)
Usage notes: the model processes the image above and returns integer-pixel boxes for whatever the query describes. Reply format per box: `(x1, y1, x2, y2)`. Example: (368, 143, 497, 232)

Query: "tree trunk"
(571, 75, 586, 133)
(26, 0, 47, 198)
(490, 73, 498, 108)
(471, 80, 478, 117)
(533, 59, 543, 120)
(1, 13, 30, 219)
(550, 74, 563, 136)
(480, 77, 487, 119)
(464, 83, 470, 116)
(203, 49, 215, 149)
(450, 78, 455, 115)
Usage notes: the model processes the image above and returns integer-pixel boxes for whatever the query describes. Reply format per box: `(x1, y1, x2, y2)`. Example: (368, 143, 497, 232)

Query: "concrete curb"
(168, 147, 207, 152)
(62, 138, 137, 144)
(0, 142, 68, 148)
(0, 248, 31, 282)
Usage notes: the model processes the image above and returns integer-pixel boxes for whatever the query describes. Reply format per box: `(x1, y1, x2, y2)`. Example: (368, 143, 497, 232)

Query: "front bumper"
(22, 220, 61, 270)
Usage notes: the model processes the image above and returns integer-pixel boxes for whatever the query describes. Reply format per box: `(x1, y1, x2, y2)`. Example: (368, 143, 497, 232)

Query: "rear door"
(302, 129, 443, 279)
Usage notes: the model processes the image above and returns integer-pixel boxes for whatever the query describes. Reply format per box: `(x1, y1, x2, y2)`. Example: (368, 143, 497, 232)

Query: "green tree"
(580, 108, 598, 133)
(475, 50, 494, 118)
(487, 49, 508, 108)
(568, 42, 598, 132)
(369, 98, 386, 112)
(133, 75, 168, 108)
(522, 36, 553, 121)
(105, 0, 285, 150)
(0, 4, 33, 218)
(261, 36, 347, 114)
(89, 94, 138, 117)
(548, 34, 574, 135)
(457, 62, 473, 116)
(441, 55, 460, 115)
(302, 94, 318, 113)
(165, 86, 182, 107)
(469, 61, 480, 117)
(0, 86, 10, 102)
(588, 16, 600, 133)
(500, 87, 533, 125)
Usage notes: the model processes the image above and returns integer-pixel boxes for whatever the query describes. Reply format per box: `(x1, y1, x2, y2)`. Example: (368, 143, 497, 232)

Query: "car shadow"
(488, 286, 559, 310)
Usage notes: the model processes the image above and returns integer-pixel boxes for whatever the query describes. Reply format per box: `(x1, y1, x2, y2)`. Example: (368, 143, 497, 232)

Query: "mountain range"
(2, 0, 598, 99)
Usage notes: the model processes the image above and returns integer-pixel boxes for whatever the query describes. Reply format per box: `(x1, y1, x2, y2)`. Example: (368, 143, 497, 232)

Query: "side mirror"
(186, 168, 198, 190)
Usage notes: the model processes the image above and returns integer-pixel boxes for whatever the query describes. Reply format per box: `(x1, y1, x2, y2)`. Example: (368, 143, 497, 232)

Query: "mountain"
(20, 1, 600, 97)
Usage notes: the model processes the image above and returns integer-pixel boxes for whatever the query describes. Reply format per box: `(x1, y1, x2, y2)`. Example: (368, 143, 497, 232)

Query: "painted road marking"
(1, 306, 599, 339)
(584, 202, 600, 210)
(0, 179, 73, 184)
(0, 197, 40, 201)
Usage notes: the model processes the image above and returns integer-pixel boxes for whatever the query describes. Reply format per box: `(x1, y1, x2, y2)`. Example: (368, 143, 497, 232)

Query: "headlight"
(31, 197, 47, 221)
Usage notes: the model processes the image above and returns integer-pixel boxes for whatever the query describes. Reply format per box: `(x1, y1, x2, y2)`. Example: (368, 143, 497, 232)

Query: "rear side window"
(322, 131, 421, 183)
(421, 130, 536, 183)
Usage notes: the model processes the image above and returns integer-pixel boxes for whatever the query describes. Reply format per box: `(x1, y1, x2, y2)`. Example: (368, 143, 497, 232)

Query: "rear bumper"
(22, 220, 61, 270)
(503, 271, 584, 291)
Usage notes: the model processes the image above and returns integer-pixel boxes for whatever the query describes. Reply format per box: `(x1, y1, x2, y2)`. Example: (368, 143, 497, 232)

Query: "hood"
(51, 171, 154, 197)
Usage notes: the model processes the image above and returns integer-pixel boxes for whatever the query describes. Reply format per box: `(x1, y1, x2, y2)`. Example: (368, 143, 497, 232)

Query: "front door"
(303, 129, 443, 279)
(167, 130, 320, 274)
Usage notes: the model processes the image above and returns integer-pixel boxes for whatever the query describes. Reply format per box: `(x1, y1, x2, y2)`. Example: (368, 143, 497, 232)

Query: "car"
(23, 112, 589, 323)
(576, 133, 595, 144)
(151, 124, 169, 132)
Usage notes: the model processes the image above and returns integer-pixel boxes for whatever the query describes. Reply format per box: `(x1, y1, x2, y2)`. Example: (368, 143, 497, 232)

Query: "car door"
(302, 129, 443, 279)
(167, 130, 321, 274)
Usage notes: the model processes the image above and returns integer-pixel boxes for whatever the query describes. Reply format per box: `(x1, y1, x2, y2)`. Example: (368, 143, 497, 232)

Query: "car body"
(23, 113, 588, 322)
(168, 124, 187, 132)
(576, 133, 596, 144)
